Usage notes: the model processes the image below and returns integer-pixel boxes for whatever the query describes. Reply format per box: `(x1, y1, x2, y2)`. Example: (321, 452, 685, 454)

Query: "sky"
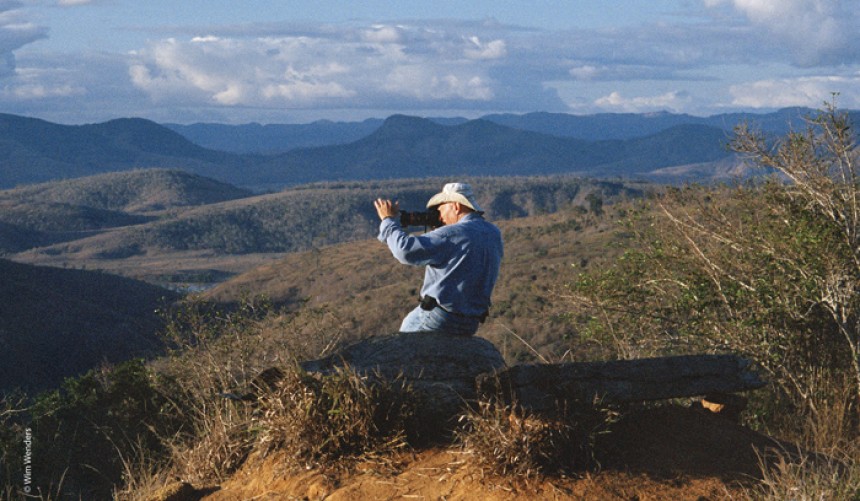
(1, 0, 859, 124)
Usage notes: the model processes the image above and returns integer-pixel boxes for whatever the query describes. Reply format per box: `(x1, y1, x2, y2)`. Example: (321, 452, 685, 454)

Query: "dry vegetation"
(456, 396, 616, 481)
(4, 106, 860, 499)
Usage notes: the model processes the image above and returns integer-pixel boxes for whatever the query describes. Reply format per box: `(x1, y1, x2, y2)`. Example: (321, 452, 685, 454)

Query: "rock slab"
(300, 332, 507, 425)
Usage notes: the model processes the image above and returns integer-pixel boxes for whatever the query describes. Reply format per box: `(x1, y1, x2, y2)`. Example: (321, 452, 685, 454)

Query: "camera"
(400, 207, 442, 228)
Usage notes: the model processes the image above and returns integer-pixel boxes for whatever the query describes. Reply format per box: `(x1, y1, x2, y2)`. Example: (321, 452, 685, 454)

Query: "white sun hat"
(426, 182, 484, 213)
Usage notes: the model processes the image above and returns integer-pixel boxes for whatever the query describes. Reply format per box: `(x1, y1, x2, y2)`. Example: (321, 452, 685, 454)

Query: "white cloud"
(1, 81, 83, 99)
(729, 74, 860, 109)
(464, 36, 506, 60)
(362, 25, 402, 44)
(191, 36, 221, 44)
(6, 10, 860, 123)
(57, 0, 95, 5)
(384, 65, 493, 100)
(128, 24, 501, 109)
(569, 65, 600, 81)
(704, 0, 860, 66)
(594, 90, 692, 112)
(0, 3, 47, 78)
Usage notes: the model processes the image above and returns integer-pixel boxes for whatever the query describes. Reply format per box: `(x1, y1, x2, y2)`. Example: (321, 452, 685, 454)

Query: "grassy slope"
(0, 259, 179, 392)
(203, 202, 634, 363)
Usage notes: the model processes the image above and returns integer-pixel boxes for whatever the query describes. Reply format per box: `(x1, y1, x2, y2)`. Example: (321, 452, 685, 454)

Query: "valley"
(0, 168, 644, 390)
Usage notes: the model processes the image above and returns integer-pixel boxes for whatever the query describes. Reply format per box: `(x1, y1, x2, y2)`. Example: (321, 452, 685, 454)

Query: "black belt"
(419, 296, 489, 323)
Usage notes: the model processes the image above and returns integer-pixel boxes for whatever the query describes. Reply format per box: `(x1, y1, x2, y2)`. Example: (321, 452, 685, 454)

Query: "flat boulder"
(300, 332, 506, 425)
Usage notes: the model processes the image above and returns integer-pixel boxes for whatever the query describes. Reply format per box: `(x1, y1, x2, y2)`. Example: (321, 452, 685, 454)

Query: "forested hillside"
(0, 169, 253, 254)
(0, 168, 252, 213)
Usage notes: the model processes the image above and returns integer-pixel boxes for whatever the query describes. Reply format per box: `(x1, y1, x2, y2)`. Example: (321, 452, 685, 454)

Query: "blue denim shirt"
(378, 212, 503, 317)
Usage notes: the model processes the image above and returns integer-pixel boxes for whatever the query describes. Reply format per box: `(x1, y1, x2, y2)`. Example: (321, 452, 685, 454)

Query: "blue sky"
(2, 0, 859, 124)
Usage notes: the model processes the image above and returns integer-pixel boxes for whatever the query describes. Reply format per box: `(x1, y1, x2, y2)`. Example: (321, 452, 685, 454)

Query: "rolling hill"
(0, 169, 254, 253)
(0, 258, 178, 392)
(0, 168, 252, 213)
(0, 114, 241, 188)
(6, 176, 647, 287)
(1, 112, 740, 191)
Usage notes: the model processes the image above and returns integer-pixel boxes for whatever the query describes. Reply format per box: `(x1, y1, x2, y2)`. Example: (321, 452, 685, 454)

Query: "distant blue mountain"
(240, 115, 732, 186)
(481, 107, 819, 141)
(164, 118, 384, 154)
(165, 107, 834, 154)
(3, 108, 855, 190)
(0, 113, 239, 188)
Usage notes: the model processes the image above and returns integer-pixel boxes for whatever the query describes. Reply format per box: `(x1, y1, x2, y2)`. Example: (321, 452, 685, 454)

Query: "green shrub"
(17, 359, 183, 499)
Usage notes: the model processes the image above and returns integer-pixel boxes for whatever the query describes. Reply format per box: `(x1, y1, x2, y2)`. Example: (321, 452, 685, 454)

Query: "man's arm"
(374, 198, 450, 266)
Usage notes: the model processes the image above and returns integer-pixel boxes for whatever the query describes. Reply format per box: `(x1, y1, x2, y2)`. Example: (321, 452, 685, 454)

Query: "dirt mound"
(190, 404, 787, 500)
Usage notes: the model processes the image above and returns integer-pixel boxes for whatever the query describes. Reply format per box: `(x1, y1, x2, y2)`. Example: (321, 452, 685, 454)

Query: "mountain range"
(165, 107, 835, 154)
(5, 107, 848, 192)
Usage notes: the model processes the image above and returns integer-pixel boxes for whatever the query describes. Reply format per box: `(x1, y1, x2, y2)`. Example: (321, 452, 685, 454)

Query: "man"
(374, 182, 503, 336)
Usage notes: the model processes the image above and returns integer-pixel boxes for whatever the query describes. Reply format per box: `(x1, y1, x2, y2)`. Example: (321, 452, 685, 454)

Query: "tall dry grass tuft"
(165, 400, 257, 485)
(112, 437, 174, 501)
(457, 395, 616, 480)
(256, 365, 415, 471)
(151, 297, 272, 485)
(746, 369, 860, 500)
(119, 296, 349, 494)
(748, 445, 860, 500)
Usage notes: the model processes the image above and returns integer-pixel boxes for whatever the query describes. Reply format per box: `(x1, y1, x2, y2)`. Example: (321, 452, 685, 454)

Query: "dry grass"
(167, 400, 256, 485)
(112, 438, 175, 501)
(744, 370, 860, 500)
(456, 396, 617, 481)
(256, 365, 416, 472)
(747, 445, 860, 500)
(124, 296, 350, 492)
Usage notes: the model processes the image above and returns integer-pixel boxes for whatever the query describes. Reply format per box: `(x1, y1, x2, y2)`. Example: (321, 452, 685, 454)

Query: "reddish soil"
(199, 404, 789, 500)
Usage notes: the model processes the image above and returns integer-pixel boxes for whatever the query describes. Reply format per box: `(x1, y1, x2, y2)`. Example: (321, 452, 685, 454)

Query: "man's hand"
(374, 198, 400, 221)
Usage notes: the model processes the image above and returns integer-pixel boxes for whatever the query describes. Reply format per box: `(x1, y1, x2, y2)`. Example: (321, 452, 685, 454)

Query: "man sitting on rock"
(374, 182, 504, 336)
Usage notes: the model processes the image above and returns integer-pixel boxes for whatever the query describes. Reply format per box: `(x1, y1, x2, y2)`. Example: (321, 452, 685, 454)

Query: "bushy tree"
(731, 101, 860, 402)
(567, 101, 860, 428)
